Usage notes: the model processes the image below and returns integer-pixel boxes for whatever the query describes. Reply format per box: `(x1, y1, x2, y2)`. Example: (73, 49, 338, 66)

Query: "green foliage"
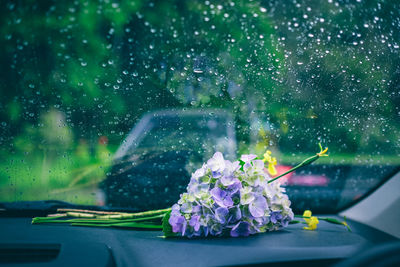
(162, 210, 176, 238)
(0, 0, 399, 203)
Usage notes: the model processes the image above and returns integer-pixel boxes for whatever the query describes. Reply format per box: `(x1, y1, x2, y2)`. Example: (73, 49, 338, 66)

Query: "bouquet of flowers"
(166, 151, 293, 237)
(32, 144, 351, 237)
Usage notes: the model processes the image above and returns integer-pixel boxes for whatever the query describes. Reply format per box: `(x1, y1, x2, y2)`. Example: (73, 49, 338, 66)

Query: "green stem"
(33, 208, 171, 224)
(96, 208, 171, 219)
(70, 221, 163, 229)
(294, 215, 351, 232)
(32, 215, 67, 224)
(268, 154, 320, 184)
(32, 214, 164, 225)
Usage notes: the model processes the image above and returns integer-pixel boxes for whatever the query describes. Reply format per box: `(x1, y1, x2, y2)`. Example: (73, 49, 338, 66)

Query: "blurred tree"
(0, 0, 398, 157)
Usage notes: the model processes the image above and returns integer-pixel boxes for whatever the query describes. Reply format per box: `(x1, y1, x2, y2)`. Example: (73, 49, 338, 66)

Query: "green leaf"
(162, 210, 177, 238)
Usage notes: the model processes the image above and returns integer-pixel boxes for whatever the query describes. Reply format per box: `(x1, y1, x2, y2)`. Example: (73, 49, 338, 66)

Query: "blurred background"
(0, 0, 399, 213)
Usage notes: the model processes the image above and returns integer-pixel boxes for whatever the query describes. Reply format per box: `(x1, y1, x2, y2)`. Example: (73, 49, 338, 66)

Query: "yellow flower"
(263, 150, 277, 175)
(303, 210, 319, 230)
(303, 210, 312, 223)
(317, 143, 329, 157)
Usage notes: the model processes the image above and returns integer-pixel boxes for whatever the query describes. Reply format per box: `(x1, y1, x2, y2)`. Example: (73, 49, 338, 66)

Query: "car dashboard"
(0, 215, 397, 267)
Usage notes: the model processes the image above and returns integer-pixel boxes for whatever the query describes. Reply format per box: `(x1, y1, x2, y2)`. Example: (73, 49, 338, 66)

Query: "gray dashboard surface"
(0, 216, 397, 267)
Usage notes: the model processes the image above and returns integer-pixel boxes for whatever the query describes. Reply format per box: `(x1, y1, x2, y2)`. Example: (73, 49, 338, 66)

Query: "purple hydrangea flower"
(192, 164, 207, 179)
(230, 221, 251, 237)
(168, 152, 293, 238)
(189, 215, 201, 231)
(210, 187, 234, 207)
(207, 152, 225, 173)
(270, 211, 283, 224)
(169, 214, 187, 236)
(212, 171, 222, 178)
(215, 207, 229, 224)
(240, 154, 257, 162)
(240, 154, 257, 170)
(226, 179, 242, 195)
(228, 205, 242, 224)
(210, 223, 223, 236)
(252, 160, 265, 172)
(281, 216, 291, 227)
(249, 195, 268, 218)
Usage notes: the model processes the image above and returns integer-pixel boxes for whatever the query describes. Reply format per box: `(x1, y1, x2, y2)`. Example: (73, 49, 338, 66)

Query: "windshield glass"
(1, 0, 399, 214)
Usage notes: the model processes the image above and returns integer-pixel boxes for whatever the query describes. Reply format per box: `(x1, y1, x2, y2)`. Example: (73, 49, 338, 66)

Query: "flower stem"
(32, 214, 164, 225)
(95, 208, 171, 219)
(268, 143, 328, 184)
(33, 208, 172, 224)
(294, 215, 351, 232)
(70, 221, 163, 229)
(57, 208, 129, 215)
(268, 155, 318, 183)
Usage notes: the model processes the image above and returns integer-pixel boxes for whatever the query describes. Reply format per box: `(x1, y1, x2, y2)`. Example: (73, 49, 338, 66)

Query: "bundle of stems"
(32, 208, 170, 229)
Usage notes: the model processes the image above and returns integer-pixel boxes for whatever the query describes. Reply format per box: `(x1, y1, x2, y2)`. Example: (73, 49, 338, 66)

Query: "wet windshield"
(0, 0, 399, 213)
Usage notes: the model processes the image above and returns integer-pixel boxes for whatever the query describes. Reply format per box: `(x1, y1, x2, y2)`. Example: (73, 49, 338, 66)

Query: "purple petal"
(203, 226, 209, 237)
(221, 175, 235, 186)
(189, 215, 201, 231)
(230, 221, 251, 237)
(210, 187, 226, 201)
(252, 160, 265, 170)
(192, 165, 207, 179)
(228, 205, 242, 223)
(243, 162, 252, 171)
(249, 195, 268, 218)
(169, 214, 186, 233)
(210, 224, 223, 236)
(270, 211, 283, 224)
(192, 205, 201, 213)
(223, 160, 240, 176)
(212, 171, 222, 178)
(240, 154, 257, 163)
(207, 152, 225, 172)
(226, 179, 242, 194)
(171, 204, 180, 213)
(181, 220, 187, 236)
(215, 207, 229, 224)
(222, 195, 234, 207)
